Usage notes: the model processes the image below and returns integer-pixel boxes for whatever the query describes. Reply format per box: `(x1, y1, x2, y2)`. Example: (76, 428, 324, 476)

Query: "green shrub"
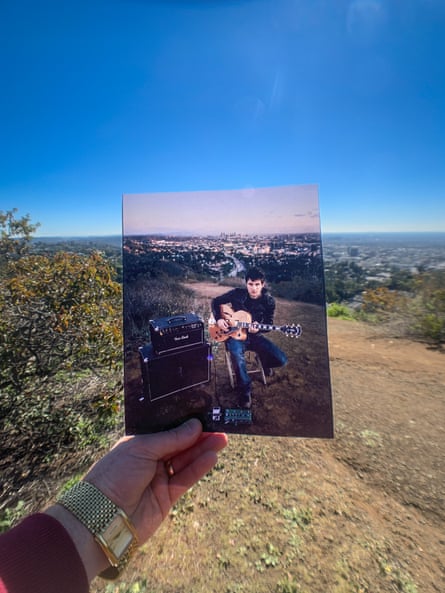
(409, 276, 445, 347)
(327, 302, 354, 319)
(0, 500, 26, 533)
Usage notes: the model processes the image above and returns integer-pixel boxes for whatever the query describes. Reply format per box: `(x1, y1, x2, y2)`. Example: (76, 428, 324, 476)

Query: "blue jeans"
(226, 334, 288, 390)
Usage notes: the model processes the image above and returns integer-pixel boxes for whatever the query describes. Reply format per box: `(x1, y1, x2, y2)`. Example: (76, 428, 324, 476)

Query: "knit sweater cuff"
(0, 513, 89, 593)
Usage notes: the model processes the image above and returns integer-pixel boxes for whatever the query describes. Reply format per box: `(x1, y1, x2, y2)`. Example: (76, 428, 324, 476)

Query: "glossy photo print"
(123, 185, 333, 438)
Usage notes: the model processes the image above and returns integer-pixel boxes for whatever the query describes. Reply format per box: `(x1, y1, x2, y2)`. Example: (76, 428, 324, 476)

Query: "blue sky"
(1, 0, 444, 236)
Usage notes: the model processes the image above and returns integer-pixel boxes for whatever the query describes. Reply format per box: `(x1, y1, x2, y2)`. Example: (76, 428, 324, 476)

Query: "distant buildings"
(124, 233, 321, 279)
(323, 235, 445, 276)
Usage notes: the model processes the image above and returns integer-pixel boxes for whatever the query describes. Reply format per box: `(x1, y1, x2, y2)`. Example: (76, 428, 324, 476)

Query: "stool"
(225, 344, 267, 389)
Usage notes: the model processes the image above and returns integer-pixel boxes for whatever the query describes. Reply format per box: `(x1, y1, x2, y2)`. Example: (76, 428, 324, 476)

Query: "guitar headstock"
(281, 324, 302, 338)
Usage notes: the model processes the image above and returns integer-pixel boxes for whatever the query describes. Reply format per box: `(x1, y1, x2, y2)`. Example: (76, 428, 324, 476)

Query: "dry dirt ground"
(185, 282, 445, 521)
(104, 282, 444, 593)
(6, 279, 443, 593)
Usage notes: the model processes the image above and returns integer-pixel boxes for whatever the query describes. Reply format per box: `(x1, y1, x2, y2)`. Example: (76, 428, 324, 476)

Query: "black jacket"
(211, 287, 275, 328)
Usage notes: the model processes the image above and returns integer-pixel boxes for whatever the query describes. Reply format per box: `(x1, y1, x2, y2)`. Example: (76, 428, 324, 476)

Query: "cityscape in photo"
(123, 231, 323, 299)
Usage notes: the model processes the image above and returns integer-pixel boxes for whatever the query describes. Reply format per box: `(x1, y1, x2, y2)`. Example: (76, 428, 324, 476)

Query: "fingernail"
(185, 417, 202, 429)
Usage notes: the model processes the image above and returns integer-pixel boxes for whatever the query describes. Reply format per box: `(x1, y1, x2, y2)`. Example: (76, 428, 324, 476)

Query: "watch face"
(102, 515, 134, 560)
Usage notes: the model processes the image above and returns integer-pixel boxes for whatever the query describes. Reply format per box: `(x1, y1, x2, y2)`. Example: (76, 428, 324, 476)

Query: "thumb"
(145, 418, 203, 460)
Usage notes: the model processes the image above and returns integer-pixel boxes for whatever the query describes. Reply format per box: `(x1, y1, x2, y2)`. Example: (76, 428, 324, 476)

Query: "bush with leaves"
(0, 208, 39, 267)
(410, 272, 445, 347)
(0, 211, 124, 509)
(361, 287, 407, 319)
(327, 302, 354, 319)
(0, 250, 122, 397)
(324, 260, 366, 303)
(357, 273, 445, 347)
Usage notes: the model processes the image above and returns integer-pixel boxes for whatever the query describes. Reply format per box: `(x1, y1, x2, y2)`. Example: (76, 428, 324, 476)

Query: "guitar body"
(209, 304, 251, 342)
(208, 303, 302, 342)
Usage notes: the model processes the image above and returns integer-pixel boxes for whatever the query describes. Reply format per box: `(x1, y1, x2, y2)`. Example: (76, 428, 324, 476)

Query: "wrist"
(53, 480, 139, 580)
(45, 504, 109, 583)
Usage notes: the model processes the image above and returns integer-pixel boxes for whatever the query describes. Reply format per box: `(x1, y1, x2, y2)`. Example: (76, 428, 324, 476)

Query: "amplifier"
(139, 342, 211, 402)
(149, 313, 204, 355)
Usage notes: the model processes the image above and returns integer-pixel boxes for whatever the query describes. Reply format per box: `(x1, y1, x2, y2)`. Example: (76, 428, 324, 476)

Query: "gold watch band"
(58, 481, 138, 580)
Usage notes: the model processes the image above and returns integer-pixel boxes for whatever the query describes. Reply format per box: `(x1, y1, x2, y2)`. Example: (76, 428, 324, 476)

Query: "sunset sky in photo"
(123, 185, 320, 235)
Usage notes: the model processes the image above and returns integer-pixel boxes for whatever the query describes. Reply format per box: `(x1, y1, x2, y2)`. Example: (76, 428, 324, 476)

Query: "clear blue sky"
(1, 0, 444, 236)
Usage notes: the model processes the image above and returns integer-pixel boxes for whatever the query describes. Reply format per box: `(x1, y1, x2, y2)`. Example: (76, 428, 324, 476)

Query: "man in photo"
(211, 267, 288, 408)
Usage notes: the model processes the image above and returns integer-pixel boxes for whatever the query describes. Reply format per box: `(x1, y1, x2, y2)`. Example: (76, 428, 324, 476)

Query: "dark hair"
(245, 267, 265, 282)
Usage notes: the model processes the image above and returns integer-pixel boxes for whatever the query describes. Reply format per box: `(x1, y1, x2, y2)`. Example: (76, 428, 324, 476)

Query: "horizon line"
(33, 230, 445, 239)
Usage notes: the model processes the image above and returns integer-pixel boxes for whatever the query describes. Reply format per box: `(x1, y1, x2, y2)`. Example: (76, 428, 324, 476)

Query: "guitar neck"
(237, 321, 279, 332)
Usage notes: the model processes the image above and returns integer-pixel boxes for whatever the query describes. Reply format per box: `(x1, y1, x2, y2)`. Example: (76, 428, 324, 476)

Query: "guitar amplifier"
(149, 313, 204, 355)
(139, 342, 211, 402)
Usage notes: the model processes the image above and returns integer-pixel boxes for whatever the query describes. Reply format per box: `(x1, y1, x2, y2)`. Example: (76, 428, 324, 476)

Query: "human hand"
(47, 419, 227, 581)
(84, 418, 228, 544)
(217, 318, 229, 330)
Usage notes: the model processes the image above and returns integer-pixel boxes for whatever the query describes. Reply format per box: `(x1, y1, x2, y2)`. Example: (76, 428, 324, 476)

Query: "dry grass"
(91, 284, 443, 593)
(91, 434, 437, 593)
(3, 282, 443, 593)
(90, 309, 445, 593)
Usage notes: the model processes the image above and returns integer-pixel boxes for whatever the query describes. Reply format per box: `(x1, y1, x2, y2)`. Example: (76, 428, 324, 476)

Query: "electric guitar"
(209, 304, 302, 342)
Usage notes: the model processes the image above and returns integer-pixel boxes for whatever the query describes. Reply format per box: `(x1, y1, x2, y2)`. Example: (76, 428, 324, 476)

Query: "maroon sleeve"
(0, 513, 89, 593)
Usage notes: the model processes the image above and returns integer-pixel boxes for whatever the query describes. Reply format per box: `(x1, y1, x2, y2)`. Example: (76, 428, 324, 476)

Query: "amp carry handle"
(168, 316, 188, 324)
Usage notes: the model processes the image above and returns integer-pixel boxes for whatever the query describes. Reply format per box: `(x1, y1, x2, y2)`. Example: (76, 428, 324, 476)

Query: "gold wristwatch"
(58, 480, 139, 580)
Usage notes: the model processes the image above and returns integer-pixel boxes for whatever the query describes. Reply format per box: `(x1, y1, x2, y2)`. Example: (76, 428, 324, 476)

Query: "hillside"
(3, 275, 443, 592)
(91, 282, 444, 593)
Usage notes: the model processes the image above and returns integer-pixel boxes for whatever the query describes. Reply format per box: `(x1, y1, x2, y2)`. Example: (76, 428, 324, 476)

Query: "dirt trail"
(183, 282, 445, 586)
(185, 281, 445, 523)
(328, 316, 445, 524)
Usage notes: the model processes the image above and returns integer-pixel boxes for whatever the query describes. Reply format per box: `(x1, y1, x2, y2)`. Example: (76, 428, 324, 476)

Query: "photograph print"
(123, 185, 333, 438)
